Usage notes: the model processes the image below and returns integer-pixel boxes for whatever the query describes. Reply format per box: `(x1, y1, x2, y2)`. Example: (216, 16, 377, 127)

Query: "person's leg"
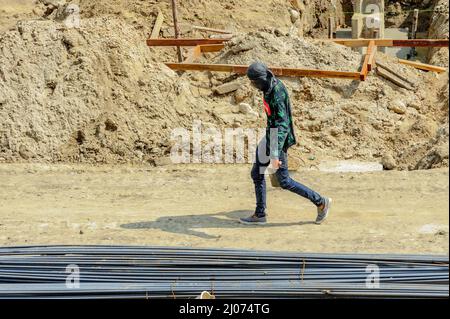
(251, 163, 267, 217)
(275, 151, 324, 207)
(251, 140, 269, 217)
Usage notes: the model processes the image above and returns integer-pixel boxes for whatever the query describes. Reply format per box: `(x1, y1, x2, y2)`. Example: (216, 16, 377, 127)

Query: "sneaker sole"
(315, 198, 332, 225)
(239, 220, 267, 225)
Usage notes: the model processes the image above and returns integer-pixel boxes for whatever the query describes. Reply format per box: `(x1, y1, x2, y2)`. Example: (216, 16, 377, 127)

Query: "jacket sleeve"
(270, 99, 289, 159)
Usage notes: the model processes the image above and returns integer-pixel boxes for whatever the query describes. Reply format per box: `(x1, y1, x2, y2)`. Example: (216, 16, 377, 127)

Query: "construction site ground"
(1, 164, 448, 255)
(0, 1, 449, 258)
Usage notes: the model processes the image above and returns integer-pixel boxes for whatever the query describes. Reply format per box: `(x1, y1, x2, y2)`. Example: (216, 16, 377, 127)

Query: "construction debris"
(147, 38, 229, 46)
(376, 67, 415, 91)
(332, 39, 449, 48)
(398, 59, 448, 73)
(376, 60, 417, 87)
(192, 25, 232, 35)
(150, 9, 164, 39)
(375, 60, 417, 91)
(360, 40, 376, 80)
(213, 81, 242, 95)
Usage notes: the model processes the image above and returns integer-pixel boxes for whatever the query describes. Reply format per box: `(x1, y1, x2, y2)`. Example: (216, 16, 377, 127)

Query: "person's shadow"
(120, 210, 314, 239)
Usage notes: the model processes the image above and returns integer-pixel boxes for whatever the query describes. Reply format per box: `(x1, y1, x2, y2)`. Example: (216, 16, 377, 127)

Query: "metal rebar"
(0, 245, 447, 299)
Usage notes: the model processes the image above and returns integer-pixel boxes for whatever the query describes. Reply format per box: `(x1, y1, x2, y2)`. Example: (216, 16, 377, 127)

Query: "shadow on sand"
(121, 210, 315, 239)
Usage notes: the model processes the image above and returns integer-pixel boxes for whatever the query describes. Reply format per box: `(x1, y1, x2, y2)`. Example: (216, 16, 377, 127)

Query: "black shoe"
(240, 214, 267, 225)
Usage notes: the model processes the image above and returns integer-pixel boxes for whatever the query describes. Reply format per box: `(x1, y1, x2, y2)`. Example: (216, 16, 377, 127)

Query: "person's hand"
(271, 159, 282, 169)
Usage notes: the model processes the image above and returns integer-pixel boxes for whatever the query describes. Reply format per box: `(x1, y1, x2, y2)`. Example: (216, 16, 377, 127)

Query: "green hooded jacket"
(263, 79, 297, 159)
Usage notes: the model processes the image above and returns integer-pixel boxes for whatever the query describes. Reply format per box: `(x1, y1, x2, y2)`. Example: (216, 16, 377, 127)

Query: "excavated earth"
(0, 0, 448, 170)
(0, 0, 448, 254)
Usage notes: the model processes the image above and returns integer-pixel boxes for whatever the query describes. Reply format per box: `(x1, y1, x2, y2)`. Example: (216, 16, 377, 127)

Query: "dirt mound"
(0, 17, 201, 164)
(0, 0, 37, 33)
(1, 0, 348, 39)
(210, 30, 449, 170)
(0, 2, 448, 170)
(215, 31, 361, 71)
(73, 0, 346, 38)
(428, 0, 449, 67)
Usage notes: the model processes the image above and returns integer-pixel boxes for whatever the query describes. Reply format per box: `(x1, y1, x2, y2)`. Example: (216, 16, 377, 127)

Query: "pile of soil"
(209, 30, 449, 170)
(215, 31, 361, 71)
(0, 0, 448, 170)
(428, 0, 449, 67)
(0, 17, 203, 164)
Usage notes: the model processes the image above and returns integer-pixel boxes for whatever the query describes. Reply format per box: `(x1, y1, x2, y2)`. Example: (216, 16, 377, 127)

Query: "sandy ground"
(0, 164, 448, 255)
(0, 0, 35, 33)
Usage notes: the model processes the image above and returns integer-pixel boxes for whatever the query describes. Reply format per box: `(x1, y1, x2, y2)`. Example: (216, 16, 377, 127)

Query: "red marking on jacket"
(263, 98, 271, 116)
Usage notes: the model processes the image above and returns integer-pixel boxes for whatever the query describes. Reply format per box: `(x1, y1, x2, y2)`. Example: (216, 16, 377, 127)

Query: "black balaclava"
(246, 62, 276, 94)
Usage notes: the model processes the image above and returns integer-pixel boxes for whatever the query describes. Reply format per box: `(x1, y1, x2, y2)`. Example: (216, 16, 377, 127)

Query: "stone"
(344, 154, 354, 160)
(289, 9, 300, 23)
(154, 156, 172, 166)
(213, 82, 241, 95)
(231, 42, 254, 54)
(274, 28, 288, 37)
(239, 103, 253, 114)
(19, 145, 33, 160)
(33, 7, 45, 16)
(381, 154, 397, 170)
(247, 110, 259, 119)
(55, 3, 78, 22)
(388, 100, 407, 114)
(231, 105, 240, 114)
(407, 107, 418, 115)
(408, 100, 422, 111)
(105, 119, 118, 132)
(330, 127, 343, 136)
(234, 87, 250, 103)
(288, 154, 302, 170)
(340, 102, 359, 114)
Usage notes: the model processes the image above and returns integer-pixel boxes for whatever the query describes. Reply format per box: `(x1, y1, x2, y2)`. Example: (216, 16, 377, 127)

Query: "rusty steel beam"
(332, 39, 449, 48)
(165, 63, 361, 80)
(147, 38, 230, 47)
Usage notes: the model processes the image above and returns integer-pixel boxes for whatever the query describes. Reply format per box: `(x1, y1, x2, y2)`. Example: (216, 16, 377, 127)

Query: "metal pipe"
(171, 0, 183, 62)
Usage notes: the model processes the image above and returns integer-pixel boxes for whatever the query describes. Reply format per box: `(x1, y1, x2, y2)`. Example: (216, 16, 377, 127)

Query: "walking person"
(240, 62, 332, 225)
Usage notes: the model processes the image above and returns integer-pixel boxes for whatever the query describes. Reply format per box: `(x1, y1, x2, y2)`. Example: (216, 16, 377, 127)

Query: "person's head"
(246, 62, 274, 92)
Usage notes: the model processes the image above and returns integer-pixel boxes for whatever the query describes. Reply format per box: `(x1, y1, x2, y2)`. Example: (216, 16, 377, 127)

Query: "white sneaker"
(316, 197, 332, 225)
